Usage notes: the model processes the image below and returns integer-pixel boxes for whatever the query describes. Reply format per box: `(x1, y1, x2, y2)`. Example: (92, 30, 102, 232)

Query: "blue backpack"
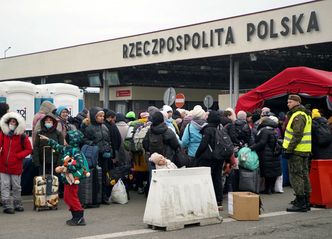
(81, 144, 99, 169)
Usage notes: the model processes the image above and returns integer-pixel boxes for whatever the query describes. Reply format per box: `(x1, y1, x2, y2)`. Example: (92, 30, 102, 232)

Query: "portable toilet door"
(3, 81, 37, 134)
(46, 83, 81, 116)
(79, 89, 85, 113)
(35, 84, 54, 113)
(0, 82, 7, 103)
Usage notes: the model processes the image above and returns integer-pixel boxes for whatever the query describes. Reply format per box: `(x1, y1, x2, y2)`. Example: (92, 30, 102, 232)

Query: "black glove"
(283, 152, 292, 159)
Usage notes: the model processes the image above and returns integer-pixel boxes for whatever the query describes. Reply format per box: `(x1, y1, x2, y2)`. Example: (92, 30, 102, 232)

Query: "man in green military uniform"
(283, 95, 312, 212)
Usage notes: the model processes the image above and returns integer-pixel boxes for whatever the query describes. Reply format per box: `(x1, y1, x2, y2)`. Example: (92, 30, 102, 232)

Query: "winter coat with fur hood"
(0, 112, 32, 175)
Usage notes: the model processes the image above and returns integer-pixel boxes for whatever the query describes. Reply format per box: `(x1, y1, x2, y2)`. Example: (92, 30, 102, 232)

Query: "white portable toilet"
(0, 81, 37, 133)
(35, 84, 54, 113)
(46, 83, 82, 116)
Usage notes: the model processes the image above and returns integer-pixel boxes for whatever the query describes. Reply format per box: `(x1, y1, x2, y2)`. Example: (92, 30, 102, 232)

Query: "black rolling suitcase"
(78, 166, 102, 208)
(238, 167, 260, 193)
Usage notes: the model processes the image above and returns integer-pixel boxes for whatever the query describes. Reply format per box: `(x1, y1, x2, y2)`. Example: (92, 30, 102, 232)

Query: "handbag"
(173, 148, 192, 168)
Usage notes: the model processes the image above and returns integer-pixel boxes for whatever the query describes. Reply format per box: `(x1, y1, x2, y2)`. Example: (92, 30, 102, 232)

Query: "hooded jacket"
(143, 122, 179, 161)
(250, 118, 281, 177)
(181, 119, 207, 157)
(33, 114, 64, 167)
(82, 107, 112, 155)
(47, 130, 87, 184)
(312, 116, 332, 159)
(0, 112, 32, 175)
(32, 101, 57, 142)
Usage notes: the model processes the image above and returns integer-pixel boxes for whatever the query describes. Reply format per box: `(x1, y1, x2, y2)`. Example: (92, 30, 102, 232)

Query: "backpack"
(148, 131, 165, 155)
(315, 121, 332, 146)
(133, 124, 150, 152)
(210, 126, 234, 161)
(20, 133, 26, 149)
(123, 123, 145, 152)
(81, 144, 99, 169)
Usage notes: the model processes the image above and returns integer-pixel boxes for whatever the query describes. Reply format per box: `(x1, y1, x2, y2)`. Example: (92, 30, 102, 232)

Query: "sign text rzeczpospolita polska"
(123, 11, 319, 58)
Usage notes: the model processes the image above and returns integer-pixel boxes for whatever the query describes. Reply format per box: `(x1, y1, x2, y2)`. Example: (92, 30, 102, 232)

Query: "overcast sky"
(0, 0, 312, 58)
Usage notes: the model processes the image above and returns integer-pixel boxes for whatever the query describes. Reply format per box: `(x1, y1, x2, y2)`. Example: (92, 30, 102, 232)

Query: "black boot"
(2, 200, 15, 214)
(290, 194, 297, 205)
(66, 211, 75, 225)
(67, 211, 86, 226)
(287, 195, 307, 212)
(14, 200, 24, 212)
(76, 211, 86, 226)
(305, 194, 311, 211)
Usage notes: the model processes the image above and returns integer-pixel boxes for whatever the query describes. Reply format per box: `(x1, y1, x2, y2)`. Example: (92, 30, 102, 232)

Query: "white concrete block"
(143, 167, 222, 230)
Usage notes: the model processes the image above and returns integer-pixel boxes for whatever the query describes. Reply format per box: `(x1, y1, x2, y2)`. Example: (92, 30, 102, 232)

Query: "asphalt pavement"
(0, 187, 331, 239)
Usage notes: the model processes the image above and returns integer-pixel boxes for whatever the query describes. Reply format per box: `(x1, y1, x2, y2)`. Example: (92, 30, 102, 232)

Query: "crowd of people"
(0, 94, 332, 225)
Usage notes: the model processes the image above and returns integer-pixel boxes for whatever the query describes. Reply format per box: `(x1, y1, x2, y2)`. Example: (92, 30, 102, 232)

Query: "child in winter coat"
(40, 130, 89, 226)
(0, 112, 32, 214)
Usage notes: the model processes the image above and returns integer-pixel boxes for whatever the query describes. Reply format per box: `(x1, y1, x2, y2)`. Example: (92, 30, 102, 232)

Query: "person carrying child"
(0, 112, 32, 214)
(40, 130, 89, 226)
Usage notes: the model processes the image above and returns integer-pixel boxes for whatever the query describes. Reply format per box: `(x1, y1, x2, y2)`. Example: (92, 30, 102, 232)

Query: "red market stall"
(235, 67, 332, 113)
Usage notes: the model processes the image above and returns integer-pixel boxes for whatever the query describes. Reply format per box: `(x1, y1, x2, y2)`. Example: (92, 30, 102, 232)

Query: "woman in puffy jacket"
(82, 107, 112, 204)
(33, 114, 64, 175)
(196, 111, 224, 209)
(0, 112, 32, 214)
(249, 117, 281, 194)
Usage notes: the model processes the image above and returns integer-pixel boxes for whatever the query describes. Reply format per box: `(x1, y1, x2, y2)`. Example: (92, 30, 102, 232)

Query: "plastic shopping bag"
(274, 175, 284, 193)
(110, 179, 128, 204)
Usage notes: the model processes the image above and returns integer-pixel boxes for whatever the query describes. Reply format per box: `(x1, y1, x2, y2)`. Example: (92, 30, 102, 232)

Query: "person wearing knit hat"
(181, 105, 207, 160)
(151, 111, 164, 126)
(115, 113, 128, 142)
(191, 105, 206, 120)
(140, 112, 150, 119)
(162, 105, 173, 113)
(104, 109, 122, 155)
(125, 111, 136, 122)
(311, 109, 332, 161)
(147, 106, 160, 117)
(311, 109, 321, 119)
(55, 106, 76, 142)
(56, 106, 69, 117)
(237, 111, 247, 121)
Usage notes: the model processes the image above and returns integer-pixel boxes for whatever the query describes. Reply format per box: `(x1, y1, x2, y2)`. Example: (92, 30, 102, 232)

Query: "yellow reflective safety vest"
(283, 111, 312, 152)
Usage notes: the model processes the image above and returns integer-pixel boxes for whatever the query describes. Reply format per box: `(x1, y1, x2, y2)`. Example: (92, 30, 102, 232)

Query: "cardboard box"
(228, 192, 259, 221)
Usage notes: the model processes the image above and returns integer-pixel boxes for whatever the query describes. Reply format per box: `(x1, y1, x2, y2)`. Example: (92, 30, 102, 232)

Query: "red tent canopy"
(235, 67, 332, 113)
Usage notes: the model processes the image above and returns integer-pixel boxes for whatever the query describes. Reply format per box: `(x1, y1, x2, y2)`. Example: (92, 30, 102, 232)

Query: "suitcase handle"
(43, 146, 53, 177)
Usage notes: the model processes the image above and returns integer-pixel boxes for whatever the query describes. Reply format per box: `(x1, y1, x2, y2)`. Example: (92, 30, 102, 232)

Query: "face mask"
(45, 123, 53, 129)
(9, 124, 16, 131)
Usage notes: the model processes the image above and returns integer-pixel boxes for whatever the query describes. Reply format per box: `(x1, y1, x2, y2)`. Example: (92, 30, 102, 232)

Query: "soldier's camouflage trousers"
(288, 155, 311, 196)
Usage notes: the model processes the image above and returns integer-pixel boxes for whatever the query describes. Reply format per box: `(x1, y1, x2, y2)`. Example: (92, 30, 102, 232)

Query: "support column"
(229, 56, 233, 108)
(103, 70, 110, 109)
(233, 60, 240, 108)
(40, 77, 46, 84)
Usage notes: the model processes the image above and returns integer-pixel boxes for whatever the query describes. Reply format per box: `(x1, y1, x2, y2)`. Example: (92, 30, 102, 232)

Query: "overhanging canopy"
(235, 66, 332, 113)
